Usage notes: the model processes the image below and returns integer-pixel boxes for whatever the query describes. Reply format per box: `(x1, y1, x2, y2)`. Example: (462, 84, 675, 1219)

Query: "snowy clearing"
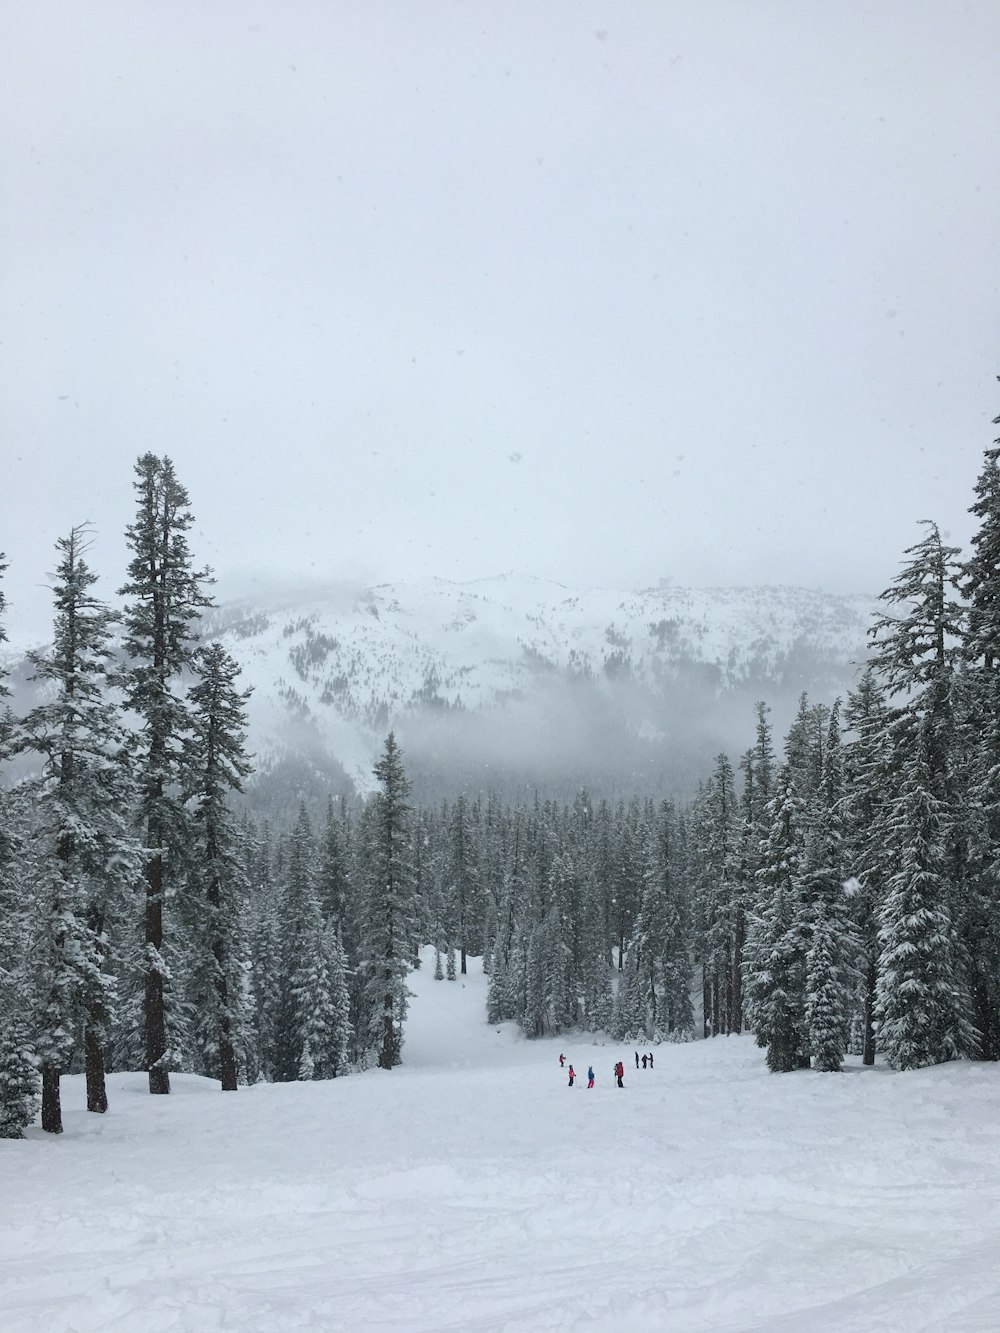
(4, 953, 1000, 1332)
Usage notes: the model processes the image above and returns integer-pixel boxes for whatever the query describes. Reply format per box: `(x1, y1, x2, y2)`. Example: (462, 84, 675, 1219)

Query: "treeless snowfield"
(4, 954, 1000, 1332)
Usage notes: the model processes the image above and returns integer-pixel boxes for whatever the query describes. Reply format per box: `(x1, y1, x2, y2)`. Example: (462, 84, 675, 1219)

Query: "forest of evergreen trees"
(3, 407, 1000, 1137)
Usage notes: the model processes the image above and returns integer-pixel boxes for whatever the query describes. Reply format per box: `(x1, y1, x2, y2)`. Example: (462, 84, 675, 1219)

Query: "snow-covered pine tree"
(842, 669, 892, 1064)
(359, 734, 418, 1068)
(611, 798, 644, 970)
(0, 558, 40, 1138)
(273, 806, 325, 1079)
(185, 642, 254, 1091)
(317, 797, 352, 933)
(119, 455, 213, 1094)
(735, 703, 776, 1033)
(244, 821, 282, 1083)
(642, 800, 694, 1038)
(959, 401, 1000, 1058)
(867, 519, 978, 1060)
(486, 809, 526, 1025)
(547, 848, 581, 1031)
(0, 1018, 39, 1139)
(292, 921, 353, 1079)
(744, 769, 809, 1071)
(802, 703, 856, 1071)
(875, 724, 978, 1068)
(694, 754, 740, 1036)
(611, 941, 646, 1041)
(20, 527, 142, 1129)
(444, 793, 480, 975)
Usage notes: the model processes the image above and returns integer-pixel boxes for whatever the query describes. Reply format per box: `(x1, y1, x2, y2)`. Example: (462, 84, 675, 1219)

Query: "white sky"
(2, 1, 998, 643)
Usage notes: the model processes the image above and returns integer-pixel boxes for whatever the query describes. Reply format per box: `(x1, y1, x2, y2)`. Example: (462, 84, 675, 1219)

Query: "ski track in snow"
(4, 953, 1000, 1332)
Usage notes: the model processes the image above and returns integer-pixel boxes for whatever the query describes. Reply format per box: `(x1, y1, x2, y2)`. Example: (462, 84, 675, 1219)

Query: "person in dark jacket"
(587, 1065, 595, 1089)
(634, 1050, 639, 1068)
(648, 1051, 654, 1069)
(641, 1053, 648, 1070)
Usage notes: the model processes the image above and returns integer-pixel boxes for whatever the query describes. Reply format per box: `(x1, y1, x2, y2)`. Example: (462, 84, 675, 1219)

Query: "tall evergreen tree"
(0, 558, 40, 1137)
(21, 528, 142, 1129)
(186, 643, 253, 1091)
(801, 703, 855, 1071)
(875, 727, 978, 1069)
(959, 398, 1000, 1057)
(842, 670, 892, 1064)
(745, 770, 808, 1071)
(444, 793, 480, 975)
(359, 734, 418, 1069)
(119, 455, 213, 1094)
(868, 520, 976, 1061)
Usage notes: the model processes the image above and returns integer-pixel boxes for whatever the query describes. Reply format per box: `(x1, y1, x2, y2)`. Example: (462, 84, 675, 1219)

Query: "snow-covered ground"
(4, 955, 1000, 1332)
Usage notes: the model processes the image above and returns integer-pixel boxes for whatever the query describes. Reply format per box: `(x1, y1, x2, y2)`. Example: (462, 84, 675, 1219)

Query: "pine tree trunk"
(863, 958, 877, 1066)
(41, 1065, 62, 1134)
(146, 850, 171, 1095)
(209, 861, 239, 1092)
(731, 907, 746, 1032)
(702, 965, 711, 1038)
(378, 987, 396, 1069)
(84, 1027, 109, 1113)
(219, 1020, 238, 1092)
(214, 950, 238, 1092)
(460, 944, 467, 975)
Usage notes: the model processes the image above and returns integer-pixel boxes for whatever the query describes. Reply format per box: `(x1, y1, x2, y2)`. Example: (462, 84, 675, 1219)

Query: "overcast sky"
(2, 1, 998, 644)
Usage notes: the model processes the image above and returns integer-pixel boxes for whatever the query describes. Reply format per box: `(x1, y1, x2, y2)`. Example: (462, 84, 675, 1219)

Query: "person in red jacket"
(559, 1053, 565, 1068)
(567, 1064, 576, 1087)
(614, 1060, 624, 1088)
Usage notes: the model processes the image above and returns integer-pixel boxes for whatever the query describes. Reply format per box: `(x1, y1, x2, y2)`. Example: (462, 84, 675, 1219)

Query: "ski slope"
(3, 953, 1000, 1332)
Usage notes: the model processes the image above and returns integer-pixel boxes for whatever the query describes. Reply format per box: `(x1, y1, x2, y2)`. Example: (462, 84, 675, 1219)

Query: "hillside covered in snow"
(4, 948, 999, 1333)
(201, 574, 874, 802)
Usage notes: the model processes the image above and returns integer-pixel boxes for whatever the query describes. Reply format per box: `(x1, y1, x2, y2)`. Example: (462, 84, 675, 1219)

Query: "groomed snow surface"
(4, 954, 1000, 1333)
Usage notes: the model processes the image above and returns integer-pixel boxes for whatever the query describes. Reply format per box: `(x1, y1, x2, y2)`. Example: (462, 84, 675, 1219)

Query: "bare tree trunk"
(863, 958, 877, 1066)
(84, 1028, 108, 1113)
(218, 1011, 238, 1092)
(378, 986, 396, 1069)
(146, 850, 170, 1095)
(702, 965, 711, 1038)
(731, 906, 746, 1032)
(41, 1066, 62, 1134)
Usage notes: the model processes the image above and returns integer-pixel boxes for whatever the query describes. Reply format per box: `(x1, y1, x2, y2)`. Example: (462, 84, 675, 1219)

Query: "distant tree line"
(2, 397, 1000, 1135)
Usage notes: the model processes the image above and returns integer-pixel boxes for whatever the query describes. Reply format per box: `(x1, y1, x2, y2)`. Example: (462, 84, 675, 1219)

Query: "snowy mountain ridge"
(198, 574, 876, 798)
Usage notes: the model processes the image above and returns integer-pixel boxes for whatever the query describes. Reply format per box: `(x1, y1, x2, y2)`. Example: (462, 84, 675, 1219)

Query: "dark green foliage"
(119, 455, 214, 1095)
(21, 527, 142, 1128)
(0, 1021, 39, 1139)
(358, 734, 418, 1069)
(186, 643, 254, 1090)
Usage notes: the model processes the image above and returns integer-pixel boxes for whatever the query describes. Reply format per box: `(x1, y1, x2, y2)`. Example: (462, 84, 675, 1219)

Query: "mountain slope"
(202, 574, 874, 800)
(3, 949, 999, 1333)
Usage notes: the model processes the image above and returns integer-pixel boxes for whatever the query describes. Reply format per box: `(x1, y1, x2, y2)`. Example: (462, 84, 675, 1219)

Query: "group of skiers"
(558, 1051, 655, 1089)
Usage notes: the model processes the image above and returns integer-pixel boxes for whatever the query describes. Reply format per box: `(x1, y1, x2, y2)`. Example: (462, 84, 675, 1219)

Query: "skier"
(641, 1053, 648, 1070)
(615, 1060, 624, 1089)
(648, 1051, 654, 1070)
(634, 1050, 639, 1069)
(587, 1065, 595, 1089)
(568, 1064, 576, 1087)
(559, 1053, 565, 1068)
